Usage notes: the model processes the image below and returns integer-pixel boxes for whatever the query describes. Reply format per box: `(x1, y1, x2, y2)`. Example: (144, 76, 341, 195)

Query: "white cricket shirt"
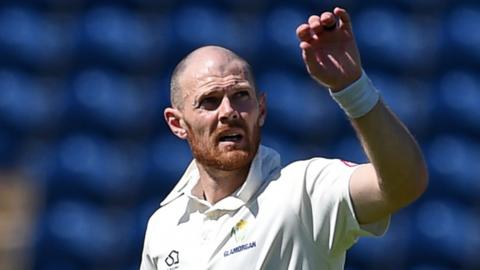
(140, 145, 389, 270)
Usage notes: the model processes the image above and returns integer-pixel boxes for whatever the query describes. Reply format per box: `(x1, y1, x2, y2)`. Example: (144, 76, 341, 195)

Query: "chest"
(149, 200, 318, 270)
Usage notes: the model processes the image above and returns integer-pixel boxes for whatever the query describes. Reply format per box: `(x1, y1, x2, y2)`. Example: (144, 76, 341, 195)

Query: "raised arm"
(296, 7, 428, 224)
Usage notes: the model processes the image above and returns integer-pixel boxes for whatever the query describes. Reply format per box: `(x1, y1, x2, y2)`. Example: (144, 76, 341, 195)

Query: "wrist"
(329, 70, 380, 119)
(329, 71, 362, 93)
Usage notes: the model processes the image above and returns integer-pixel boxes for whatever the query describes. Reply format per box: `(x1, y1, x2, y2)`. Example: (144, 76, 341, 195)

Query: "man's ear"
(258, 93, 267, 127)
(164, 107, 188, 140)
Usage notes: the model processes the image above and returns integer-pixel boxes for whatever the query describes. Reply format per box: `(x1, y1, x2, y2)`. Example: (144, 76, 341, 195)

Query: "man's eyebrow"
(231, 83, 252, 89)
(196, 88, 221, 99)
(199, 83, 251, 96)
(192, 81, 253, 104)
(192, 89, 221, 108)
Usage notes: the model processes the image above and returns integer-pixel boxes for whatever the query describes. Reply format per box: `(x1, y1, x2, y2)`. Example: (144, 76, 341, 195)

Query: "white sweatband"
(329, 70, 380, 119)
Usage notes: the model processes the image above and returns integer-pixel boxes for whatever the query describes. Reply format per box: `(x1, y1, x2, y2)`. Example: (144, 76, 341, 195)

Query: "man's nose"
(218, 97, 239, 122)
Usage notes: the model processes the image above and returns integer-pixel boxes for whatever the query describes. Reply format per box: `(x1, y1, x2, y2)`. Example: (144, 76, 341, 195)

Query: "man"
(140, 7, 428, 270)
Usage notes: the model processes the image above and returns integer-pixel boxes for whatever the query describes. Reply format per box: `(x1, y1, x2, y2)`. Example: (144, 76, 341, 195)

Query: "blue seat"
(223, 0, 269, 8)
(0, 70, 62, 133)
(51, 134, 145, 200)
(34, 260, 79, 270)
(221, 13, 263, 58)
(368, 71, 433, 134)
(171, 3, 262, 59)
(427, 134, 480, 201)
(150, 75, 173, 121)
(69, 69, 155, 134)
(132, 198, 164, 263)
(0, 131, 18, 168)
(15, 140, 55, 187)
(79, 5, 155, 68)
(349, 209, 412, 267)
(410, 264, 453, 270)
(413, 199, 479, 266)
(264, 5, 305, 48)
(127, 0, 175, 6)
(445, 6, 480, 60)
(332, 135, 368, 164)
(257, 69, 343, 136)
(435, 70, 480, 131)
(0, 6, 70, 68)
(262, 132, 307, 166)
(355, 7, 437, 69)
(173, 5, 228, 48)
(263, 6, 307, 63)
(38, 199, 137, 266)
(146, 135, 192, 190)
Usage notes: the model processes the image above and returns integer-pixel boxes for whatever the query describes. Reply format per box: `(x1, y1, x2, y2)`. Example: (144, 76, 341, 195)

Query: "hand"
(296, 7, 362, 92)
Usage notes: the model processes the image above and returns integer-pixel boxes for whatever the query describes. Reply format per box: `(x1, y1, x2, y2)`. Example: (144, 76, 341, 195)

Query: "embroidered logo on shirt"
(223, 241, 256, 257)
(231, 219, 248, 242)
(165, 250, 179, 269)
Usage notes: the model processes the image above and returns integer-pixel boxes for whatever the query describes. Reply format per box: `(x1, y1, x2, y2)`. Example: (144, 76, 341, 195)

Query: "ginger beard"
(185, 119, 261, 171)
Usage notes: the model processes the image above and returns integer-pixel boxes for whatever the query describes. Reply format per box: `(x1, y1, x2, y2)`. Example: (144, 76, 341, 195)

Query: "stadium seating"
(0, 1, 475, 269)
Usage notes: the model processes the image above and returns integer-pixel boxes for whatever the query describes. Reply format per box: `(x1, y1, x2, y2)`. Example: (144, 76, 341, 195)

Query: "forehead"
(181, 56, 252, 96)
(198, 60, 247, 79)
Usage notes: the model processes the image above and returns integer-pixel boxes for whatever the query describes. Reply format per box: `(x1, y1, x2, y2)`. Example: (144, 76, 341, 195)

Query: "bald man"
(140, 7, 428, 270)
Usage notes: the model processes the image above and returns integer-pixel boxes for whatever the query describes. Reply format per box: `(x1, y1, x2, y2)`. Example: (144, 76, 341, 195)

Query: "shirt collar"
(160, 145, 281, 211)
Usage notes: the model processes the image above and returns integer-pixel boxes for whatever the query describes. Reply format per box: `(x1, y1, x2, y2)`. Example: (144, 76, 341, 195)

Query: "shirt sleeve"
(139, 222, 157, 270)
(301, 158, 390, 256)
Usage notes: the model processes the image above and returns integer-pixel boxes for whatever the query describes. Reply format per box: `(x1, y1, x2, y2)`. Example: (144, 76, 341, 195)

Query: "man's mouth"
(217, 127, 246, 144)
(219, 133, 243, 142)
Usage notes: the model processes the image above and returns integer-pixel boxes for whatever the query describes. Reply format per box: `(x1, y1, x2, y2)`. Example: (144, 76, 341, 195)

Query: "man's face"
(176, 56, 265, 171)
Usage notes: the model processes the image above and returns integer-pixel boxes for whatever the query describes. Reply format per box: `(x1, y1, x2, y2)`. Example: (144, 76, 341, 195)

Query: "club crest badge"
(231, 219, 248, 242)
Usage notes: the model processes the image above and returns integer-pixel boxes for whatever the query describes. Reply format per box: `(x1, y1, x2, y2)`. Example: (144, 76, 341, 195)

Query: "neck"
(194, 162, 251, 204)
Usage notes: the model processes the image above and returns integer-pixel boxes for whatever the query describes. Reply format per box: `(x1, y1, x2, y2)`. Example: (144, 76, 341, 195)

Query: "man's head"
(165, 46, 266, 171)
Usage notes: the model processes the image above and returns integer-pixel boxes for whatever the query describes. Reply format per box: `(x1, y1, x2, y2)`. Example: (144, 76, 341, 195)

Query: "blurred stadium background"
(0, 0, 479, 269)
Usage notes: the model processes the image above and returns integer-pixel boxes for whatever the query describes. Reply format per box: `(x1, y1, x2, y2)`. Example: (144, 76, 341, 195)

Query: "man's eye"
(199, 97, 220, 110)
(233, 91, 250, 99)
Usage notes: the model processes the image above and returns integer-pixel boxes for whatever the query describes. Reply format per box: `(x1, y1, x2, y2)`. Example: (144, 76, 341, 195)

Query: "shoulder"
(274, 157, 358, 196)
(145, 195, 188, 235)
(142, 196, 190, 263)
(260, 157, 340, 194)
(281, 157, 356, 177)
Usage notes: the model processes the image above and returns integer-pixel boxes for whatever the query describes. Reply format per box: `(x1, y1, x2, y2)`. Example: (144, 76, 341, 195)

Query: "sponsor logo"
(223, 241, 256, 257)
(165, 250, 179, 269)
(224, 219, 257, 257)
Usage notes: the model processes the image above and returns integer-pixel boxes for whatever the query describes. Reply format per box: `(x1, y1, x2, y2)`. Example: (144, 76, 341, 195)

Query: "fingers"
(298, 7, 350, 37)
(296, 24, 314, 42)
(308, 15, 323, 36)
(296, 7, 352, 47)
(334, 7, 352, 31)
(308, 13, 336, 35)
(299, 41, 311, 51)
(319, 13, 337, 31)
(334, 7, 350, 24)
(296, 12, 337, 44)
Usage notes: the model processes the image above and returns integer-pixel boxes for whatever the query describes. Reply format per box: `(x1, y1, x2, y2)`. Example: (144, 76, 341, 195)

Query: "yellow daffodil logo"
(231, 219, 248, 242)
